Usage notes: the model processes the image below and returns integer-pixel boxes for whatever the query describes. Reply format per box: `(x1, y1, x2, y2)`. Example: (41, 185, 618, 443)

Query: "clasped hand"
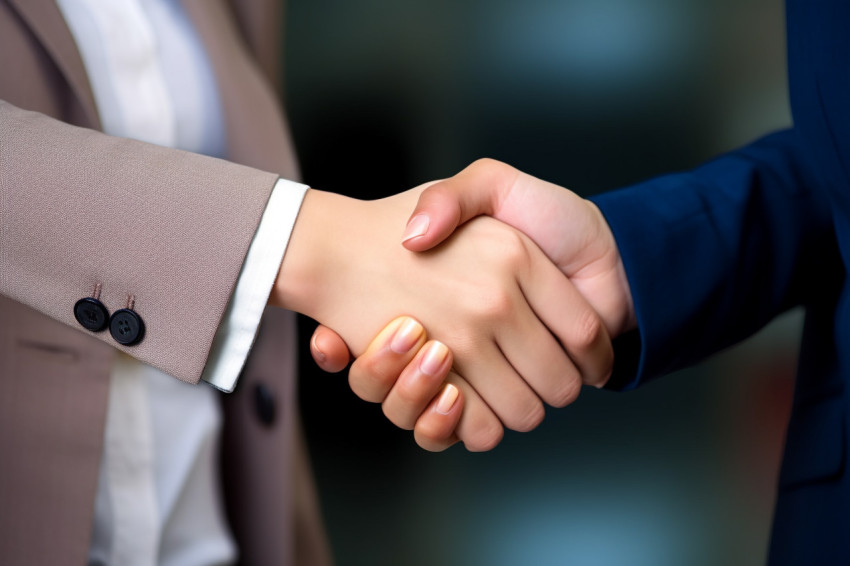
(275, 160, 631, 451)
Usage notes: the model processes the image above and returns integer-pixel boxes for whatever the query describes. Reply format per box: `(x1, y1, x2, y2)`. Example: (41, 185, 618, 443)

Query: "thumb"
(401, 159, 518, 252)
(310, 325, 352, 373)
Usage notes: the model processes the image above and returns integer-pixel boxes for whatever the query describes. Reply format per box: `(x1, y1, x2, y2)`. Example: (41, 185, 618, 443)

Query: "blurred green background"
(285, 0, 797, 564)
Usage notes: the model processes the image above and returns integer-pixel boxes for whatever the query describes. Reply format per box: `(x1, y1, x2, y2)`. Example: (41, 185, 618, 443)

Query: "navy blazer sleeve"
(591, 128, 838, 390)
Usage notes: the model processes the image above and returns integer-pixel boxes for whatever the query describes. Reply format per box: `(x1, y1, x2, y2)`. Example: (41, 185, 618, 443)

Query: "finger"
(382, 340, 453, 430)
(402, 159, 519, 252)
(451, 336, 546, 433)
(518, 242, 614, 389)
(449, 374, 505, 452)
(494, 298, 583, 409)
(310, 325, 352, 373)
(413, 382, 463, 452)
(348, 317, 427, 403)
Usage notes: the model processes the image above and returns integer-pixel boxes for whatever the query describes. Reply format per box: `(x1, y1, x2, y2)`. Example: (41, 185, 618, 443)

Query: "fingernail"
(436, 383, 459, 414)
(311, 333, 326, 363)
(420, 341, 449, 375)
(390, 318, 423, 354)
(402, 214, 430, 242)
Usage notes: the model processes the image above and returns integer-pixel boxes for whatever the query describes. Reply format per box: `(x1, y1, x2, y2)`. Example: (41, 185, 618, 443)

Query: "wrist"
(269, 188, 424, 355)
(271, 189, 352, 316)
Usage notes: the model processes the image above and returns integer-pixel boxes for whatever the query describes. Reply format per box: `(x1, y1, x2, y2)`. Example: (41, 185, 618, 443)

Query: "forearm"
(0, 101, 279, 383)
(593, 129, 838, 389)
(271, 190, 354, 318)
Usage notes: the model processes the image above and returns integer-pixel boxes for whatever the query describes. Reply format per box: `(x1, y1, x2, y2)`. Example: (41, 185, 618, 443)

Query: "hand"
(311, 159, 635, 449)
(346, 316, 466, 451)
(401, 158, 635, 335)
(312, 315, 465, 451)
(274, 185, 612, 450)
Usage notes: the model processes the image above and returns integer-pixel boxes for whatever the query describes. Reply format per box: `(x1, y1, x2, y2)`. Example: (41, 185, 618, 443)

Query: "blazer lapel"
(6, 0, 100, 129)
(7, 0, 294, 174)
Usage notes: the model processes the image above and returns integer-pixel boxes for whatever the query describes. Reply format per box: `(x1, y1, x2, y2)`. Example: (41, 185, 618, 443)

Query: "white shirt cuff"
(201, 178, 308, 392)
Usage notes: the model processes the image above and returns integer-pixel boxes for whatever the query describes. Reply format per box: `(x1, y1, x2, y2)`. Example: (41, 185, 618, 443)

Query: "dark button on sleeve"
(110, 308, 145, 346)
(254, 383, 277, 427)
(74, 297, 109, 332)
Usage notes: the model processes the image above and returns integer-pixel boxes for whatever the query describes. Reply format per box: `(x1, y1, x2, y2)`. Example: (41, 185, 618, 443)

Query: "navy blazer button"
(110, 308, 145, 346)
(74, 297, 109, 332)
(254, 384, 276, 427)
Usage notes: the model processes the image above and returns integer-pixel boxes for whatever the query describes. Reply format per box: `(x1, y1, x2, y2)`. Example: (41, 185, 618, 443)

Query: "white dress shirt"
(55, 1, 307, 564)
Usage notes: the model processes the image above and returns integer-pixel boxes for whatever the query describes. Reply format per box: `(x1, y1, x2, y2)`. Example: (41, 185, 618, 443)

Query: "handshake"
(271, 159, 636, 451)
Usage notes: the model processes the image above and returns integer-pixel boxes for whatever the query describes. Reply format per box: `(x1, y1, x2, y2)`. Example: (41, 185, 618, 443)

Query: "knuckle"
(547, 374, 582, 408)
(469, 157, 513, 182)
(571, 308, 605, 351)
(498, 229, 530, 267)
(464, 421, 504, 452)
(414, 418, 454, 446)
(348, 358, 395, 403)
(483, 289, 515, 320)
(425, 182, 457, 203)
(505, 398, 545, 433)
(415, 436, 452, 453)
(468, 287, 514, 324)
(392, 378, 429, 408)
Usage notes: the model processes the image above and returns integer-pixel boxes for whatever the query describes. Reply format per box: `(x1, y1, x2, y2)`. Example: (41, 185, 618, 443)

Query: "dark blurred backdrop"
(284, 0, 797, 564)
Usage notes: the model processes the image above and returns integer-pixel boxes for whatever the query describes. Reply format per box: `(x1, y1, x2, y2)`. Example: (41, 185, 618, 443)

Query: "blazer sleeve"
(0, 100, 281, 383)
(590, 128, 839, 390)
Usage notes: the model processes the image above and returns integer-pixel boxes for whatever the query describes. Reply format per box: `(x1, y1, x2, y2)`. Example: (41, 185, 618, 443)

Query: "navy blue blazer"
(592, 1, 848, 563)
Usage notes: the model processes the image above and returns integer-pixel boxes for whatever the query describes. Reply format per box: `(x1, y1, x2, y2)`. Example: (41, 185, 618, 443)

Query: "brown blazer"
(0, 1, 332, 564)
